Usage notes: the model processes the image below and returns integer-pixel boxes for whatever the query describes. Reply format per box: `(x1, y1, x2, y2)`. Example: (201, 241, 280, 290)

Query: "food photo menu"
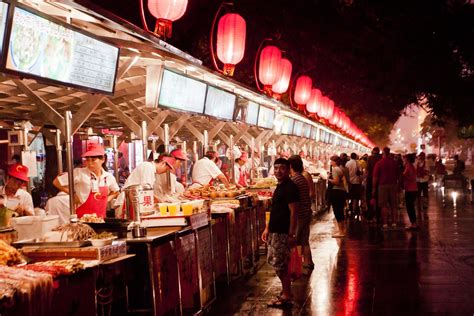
(4, 6, 119, 94)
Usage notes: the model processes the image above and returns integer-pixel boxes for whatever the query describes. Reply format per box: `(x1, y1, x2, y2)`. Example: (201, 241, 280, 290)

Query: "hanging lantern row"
(142, 1, 373, 147)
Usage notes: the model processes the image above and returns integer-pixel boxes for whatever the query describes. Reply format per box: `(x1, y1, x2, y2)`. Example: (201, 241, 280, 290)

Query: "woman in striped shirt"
(289, 155, 315, 273)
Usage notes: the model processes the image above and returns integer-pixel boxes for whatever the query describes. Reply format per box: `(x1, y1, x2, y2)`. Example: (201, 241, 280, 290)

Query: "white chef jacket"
(114, 161, 157, 209)
(154, 172, 184, 196)
(45, 192, 70, 225)
(192, 157, 223, 185)
(0, 186, 34, 215)
(57, 167, 119, 205)
(123, 161, 156, 189)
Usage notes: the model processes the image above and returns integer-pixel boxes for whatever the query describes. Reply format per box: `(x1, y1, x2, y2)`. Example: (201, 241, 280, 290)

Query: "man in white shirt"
(154, 150, 187, 196)
(346, 153, 363, 217)
(0, 164, 34, 216)
(116, 155, 175, 208)
(191, 151, 231, 188)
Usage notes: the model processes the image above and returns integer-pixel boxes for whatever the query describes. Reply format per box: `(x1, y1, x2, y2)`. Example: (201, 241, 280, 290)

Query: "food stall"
(0, 1, 371, 315)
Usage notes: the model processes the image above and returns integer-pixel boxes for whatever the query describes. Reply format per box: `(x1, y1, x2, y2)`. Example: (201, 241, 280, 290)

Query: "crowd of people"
(261, 147, 468, 307)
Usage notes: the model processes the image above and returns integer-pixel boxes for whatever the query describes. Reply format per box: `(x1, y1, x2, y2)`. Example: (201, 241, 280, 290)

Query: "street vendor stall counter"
(125, 222, 215, 316)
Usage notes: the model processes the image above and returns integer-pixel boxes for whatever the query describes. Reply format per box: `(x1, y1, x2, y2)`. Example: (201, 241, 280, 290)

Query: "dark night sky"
(95, 0, 474, 144)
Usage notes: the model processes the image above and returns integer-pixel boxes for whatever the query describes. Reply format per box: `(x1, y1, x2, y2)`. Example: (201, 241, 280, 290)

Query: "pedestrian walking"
(288, 155, 315, 274)
(328, 156, 347, 237)
(372, 147, 400, 229)
(416, 152, 429, 217)
(403, 154, 419, 230)
(366, 147, 382, 223)
(346, 153, 363, 218)
(261, 158, 299, 307)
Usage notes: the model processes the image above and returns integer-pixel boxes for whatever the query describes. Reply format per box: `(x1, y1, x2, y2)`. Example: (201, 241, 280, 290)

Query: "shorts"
(267, 233, 290, 272)
(349, 183, 363, 199)
(296, 216, 311, 246)
(377, 184, 398, 209)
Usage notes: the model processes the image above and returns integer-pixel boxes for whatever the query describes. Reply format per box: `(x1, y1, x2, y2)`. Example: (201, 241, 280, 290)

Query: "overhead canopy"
(0, 0, 367, 151)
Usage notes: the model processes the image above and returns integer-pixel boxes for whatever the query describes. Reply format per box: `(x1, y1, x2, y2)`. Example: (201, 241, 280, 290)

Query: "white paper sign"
(21, 151, 37, 177)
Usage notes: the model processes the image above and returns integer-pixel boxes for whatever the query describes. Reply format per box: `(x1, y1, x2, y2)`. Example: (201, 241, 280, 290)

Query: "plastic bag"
(288, 247, 302, 280)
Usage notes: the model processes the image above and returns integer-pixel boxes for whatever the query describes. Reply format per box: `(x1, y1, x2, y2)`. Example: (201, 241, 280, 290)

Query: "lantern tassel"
(223, 64, 235, 76)
(155, 18, 173, 38)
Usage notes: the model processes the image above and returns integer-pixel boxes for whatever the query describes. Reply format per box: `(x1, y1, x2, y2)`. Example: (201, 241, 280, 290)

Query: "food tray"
(12, 240, 91, 248)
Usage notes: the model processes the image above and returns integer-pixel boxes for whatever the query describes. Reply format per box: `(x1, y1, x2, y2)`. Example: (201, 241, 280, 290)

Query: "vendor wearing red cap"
(53, 143, 120, 219)
(0, 164, 34, 216)
(155, 149, 187, 196)
(191, 150, 231, 189)
(234, 151, 249, 187)
(114, 154, 175, 213)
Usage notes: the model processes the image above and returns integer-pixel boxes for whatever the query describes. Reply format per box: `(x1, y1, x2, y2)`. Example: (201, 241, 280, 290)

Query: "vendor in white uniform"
(52, 143, 119, 219)
(191, 151, 231, 189)
(0, 164, 34, 216)
(155, 149, 187, 196)
(234, 151, 249, 187)
(114, 154, 175, 215)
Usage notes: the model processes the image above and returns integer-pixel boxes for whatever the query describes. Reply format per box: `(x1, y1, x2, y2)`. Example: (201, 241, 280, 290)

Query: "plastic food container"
(158, 203, 169, 216)
(181, 202, 193, 216)
(89, 237, 117, 247)
(11, 215, 59, 240)
(167, 203, 180, 216)
(192, 200, 205, 213)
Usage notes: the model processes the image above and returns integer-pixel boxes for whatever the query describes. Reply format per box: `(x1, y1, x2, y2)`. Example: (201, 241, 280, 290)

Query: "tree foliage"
(98, 0, 474, 146)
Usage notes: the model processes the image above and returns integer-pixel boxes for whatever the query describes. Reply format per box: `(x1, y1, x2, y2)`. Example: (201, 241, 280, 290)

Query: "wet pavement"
(207, 189, 474, 315)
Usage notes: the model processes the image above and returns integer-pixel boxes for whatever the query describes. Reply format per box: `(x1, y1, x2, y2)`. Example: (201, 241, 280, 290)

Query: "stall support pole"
(141, 121, 148, 162)
(182, 141, 188, 185)
(55, 129, 63, 174)
(250, 137, 255, 184)
(65, 111, 75, 217)
(163, 124, 171, 191)
(193, 141, 199, 164)
(230, 135, 235, 184)
(112, 135, 119, 183)
(203, 130, 208, 154)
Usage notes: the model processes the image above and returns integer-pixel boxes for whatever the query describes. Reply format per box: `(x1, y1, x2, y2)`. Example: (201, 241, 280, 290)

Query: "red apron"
(238, 167, 247, 187)
(76, 185, 108, 219)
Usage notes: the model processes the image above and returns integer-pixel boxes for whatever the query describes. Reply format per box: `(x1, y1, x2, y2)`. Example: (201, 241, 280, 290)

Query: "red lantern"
(258, 46, 282, 95)
(330, 108, 340, 126)
(217, 13, 246, 76)
(318, 96, 329, 119)
(294, 76, 312, 110)
(272, 58, 292, 99)
(148, 0, 188, 38)
(324, 100, 335, 120)
(306, 89, 322, 114)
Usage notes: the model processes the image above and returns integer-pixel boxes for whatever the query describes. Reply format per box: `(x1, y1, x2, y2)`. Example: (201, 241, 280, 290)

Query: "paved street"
(208, 189, 474, 315)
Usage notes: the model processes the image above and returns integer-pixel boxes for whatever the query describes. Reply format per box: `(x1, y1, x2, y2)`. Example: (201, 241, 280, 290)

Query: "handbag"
(288, 247, 302, 280)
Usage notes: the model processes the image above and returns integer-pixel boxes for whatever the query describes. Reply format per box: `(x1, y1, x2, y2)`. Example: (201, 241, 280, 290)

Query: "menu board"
(304, 124, 312, 138)
(204, 86, 235, 120)
(159, 69, 207, 113)
(4, 6, 119, 94)
(246, 101, 259, 125)
(281, 116, 294, 135)
(0, 2, 8, 57)
(293, 120, 304, 136)
(257, 106, 275, 129)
